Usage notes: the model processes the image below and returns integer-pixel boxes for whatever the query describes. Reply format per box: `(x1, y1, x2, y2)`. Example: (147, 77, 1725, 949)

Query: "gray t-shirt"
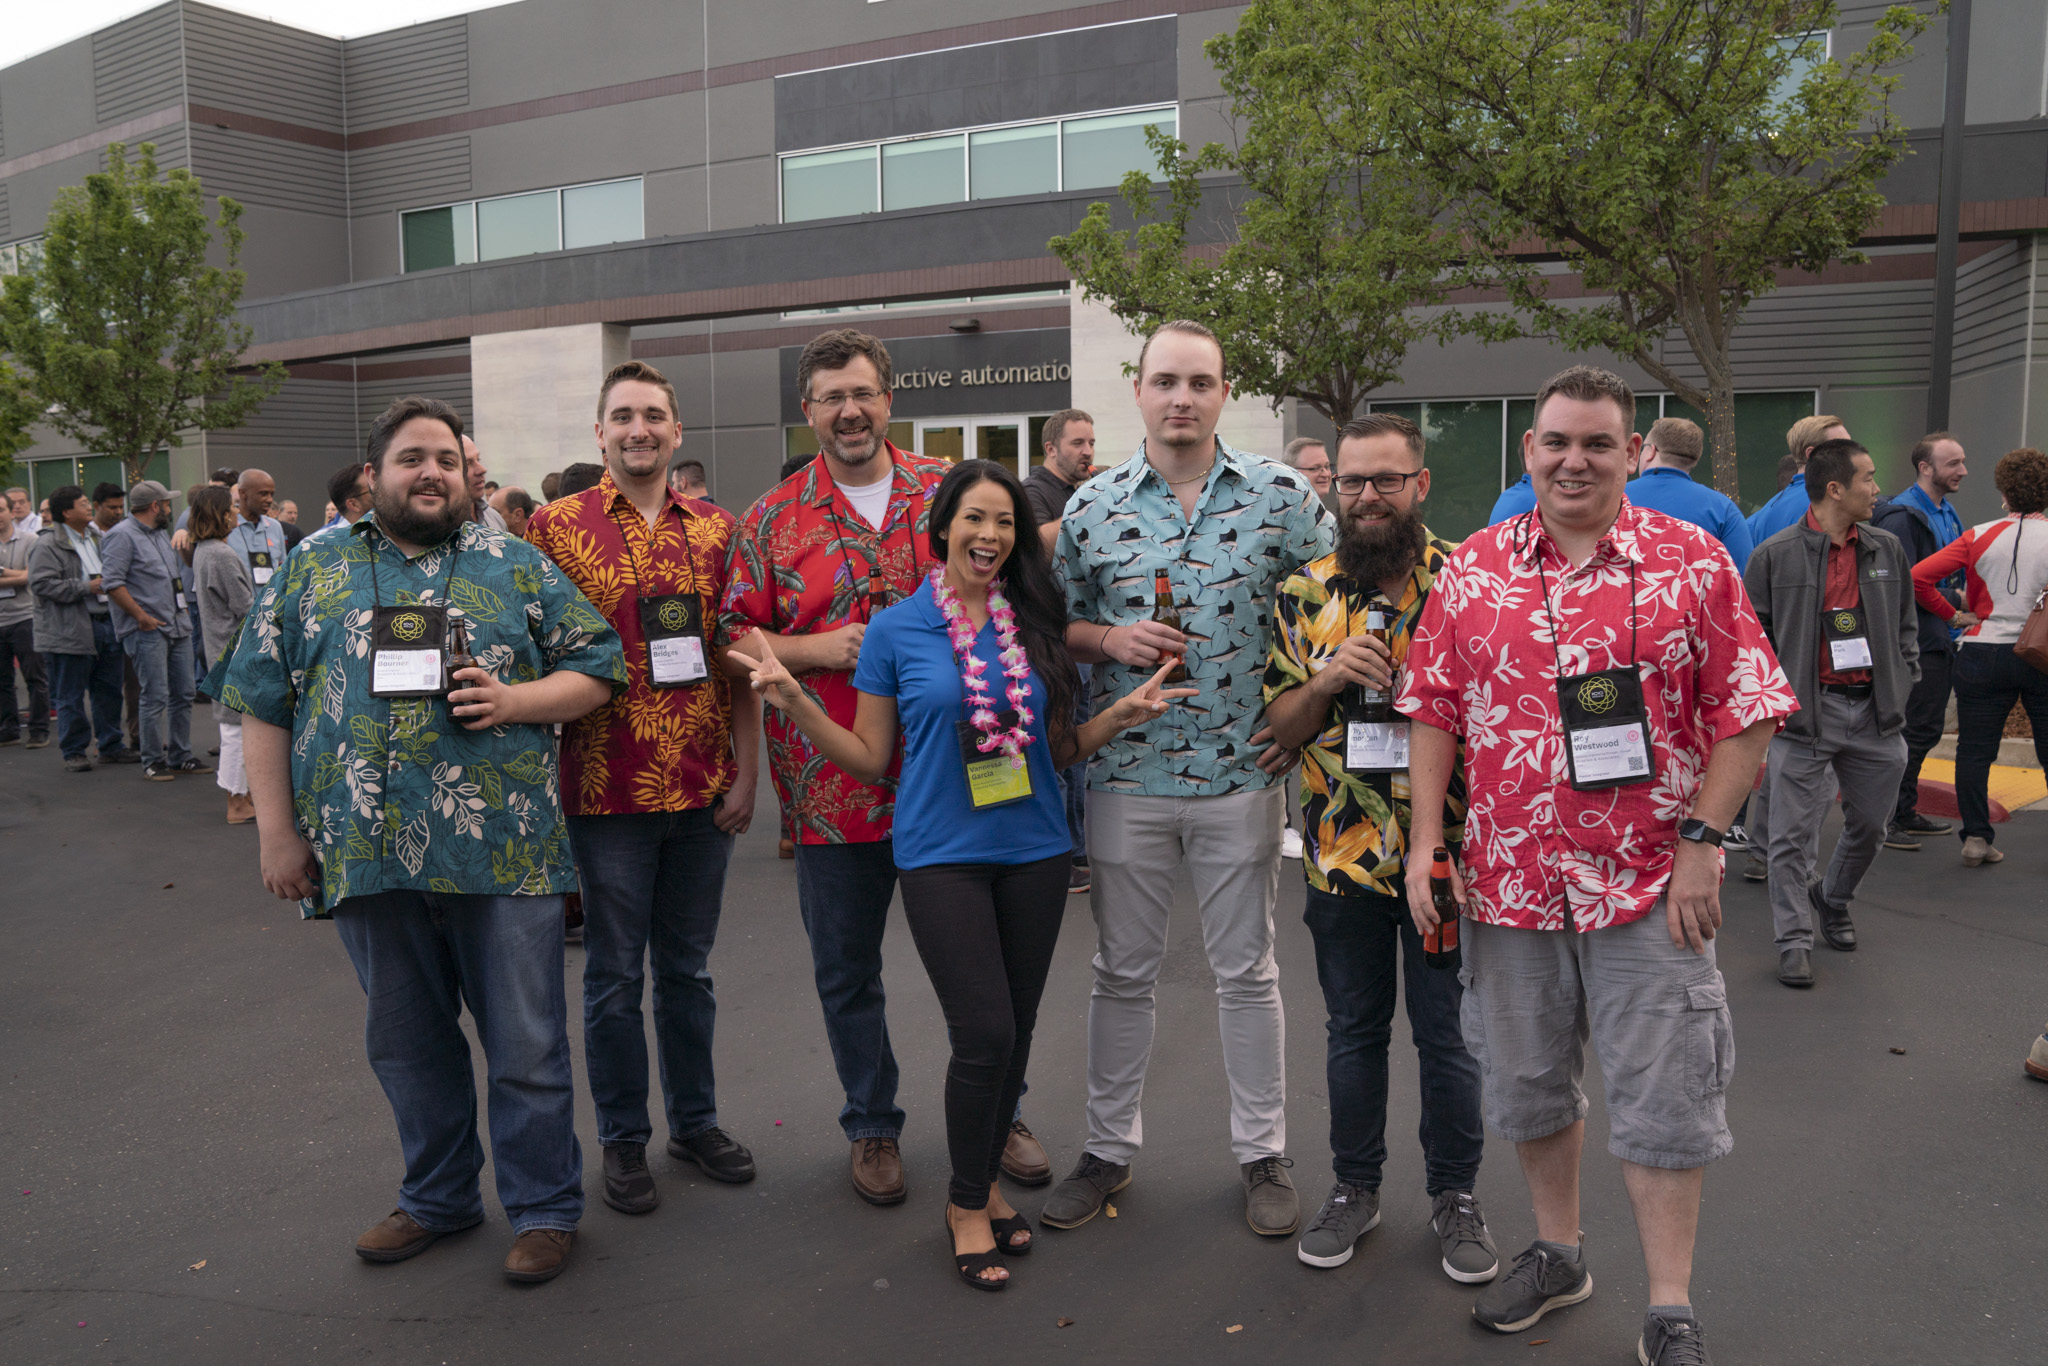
(100, 515, 190, 640)
(0, 528, 34, 628)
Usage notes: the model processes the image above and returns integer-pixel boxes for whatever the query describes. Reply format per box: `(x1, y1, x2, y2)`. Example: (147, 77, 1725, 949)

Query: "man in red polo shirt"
(1398, 366, 1793, 1366)
(527, 360, 761, 1217)
(720, 329, 950, 1206)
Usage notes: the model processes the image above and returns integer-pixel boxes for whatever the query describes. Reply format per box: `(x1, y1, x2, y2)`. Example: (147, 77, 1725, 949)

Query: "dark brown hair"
(797, 329, 894, 401)
(1993, 448, 2048, 516)
(597, 360, 681, 424)
(367, 396, 465, 470)
(1338, 412, 1425, 464)
(1909, 430, 1960, 472)
(188, 485, 236, 542)
(1042, 408, 1094, 451)
(1533, 365, 1635, 432)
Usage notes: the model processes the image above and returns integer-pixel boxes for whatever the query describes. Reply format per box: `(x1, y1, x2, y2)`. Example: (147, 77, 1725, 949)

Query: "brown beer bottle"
(445, 608, 476, 686)
(1152, 569, 1189, 684)
(1426, 845, 1461, 971)
(1358, 605, 1392, 722)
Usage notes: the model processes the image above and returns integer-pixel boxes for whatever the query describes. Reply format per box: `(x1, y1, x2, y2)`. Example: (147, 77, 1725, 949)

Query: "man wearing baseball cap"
(100, 481, 210, 780)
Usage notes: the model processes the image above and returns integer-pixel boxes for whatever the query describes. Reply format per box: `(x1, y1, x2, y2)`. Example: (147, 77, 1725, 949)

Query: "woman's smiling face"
(945, 477, 1017, 587)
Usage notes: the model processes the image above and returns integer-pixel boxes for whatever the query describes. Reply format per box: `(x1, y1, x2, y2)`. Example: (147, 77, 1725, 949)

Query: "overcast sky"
(3, 1, 519, 72)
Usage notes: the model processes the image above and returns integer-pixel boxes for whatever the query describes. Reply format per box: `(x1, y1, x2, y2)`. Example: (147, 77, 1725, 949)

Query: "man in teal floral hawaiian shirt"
(209, 396, 624, 1286)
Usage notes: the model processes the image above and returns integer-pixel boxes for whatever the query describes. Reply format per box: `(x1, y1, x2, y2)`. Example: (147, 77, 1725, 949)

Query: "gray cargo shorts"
(1458, 900, 1734, 1169)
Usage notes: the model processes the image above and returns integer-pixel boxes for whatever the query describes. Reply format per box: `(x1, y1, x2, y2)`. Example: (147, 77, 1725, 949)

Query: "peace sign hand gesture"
(748, 634, 808, 714)
(1099, 657, 1199, 730)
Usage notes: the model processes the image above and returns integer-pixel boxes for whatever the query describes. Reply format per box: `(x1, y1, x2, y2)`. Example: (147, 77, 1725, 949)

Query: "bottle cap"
(1430, 845, 1452, 872)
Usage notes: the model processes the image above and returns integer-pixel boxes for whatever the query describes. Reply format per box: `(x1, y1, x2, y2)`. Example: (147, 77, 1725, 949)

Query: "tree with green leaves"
(1368, 0, 1928, 496)
(0, 142, 284, 485)
(1050, 0, 1506, 426)
(0, 358, 36, 482)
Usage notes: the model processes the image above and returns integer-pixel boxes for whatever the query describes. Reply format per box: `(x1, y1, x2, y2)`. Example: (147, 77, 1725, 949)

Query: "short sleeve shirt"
(850, 577, 1071, 870)
(528, 470, 740, 815)
(226, 514, 289, 586)
(1058, 439, 1334, 796)
(207, 515, 627, 918)
(99, 516, 189, 640)
(718, 444, 951, 844)
(1264, 535, 1468, 897)
(1396, 500, 1795, 932)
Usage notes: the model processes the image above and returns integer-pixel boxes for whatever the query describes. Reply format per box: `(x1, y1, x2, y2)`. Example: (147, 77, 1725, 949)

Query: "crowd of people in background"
(6, 323, 2048, 1366)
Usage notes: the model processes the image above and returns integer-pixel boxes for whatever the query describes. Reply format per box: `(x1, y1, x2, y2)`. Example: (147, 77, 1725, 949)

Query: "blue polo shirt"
(852, 577, 1071, 871)
(1625, 466, 1755, 570)
(1745, 479, 1810, 546)
(1896, 481, 1963, 549)
(1488, 472, 1535, 525)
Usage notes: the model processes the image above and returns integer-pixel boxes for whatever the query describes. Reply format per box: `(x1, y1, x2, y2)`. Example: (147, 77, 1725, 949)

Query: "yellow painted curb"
(1917, 758, 2048, 814)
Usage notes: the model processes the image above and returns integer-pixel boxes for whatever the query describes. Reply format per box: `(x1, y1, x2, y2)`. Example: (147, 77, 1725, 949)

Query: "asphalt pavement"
(3, 716, 2045, 1364)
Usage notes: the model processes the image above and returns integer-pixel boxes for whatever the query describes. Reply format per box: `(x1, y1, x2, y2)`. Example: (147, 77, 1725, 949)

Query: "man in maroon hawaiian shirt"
(720, 330, 949, 1206)
(1397, 367, 1793, 1366)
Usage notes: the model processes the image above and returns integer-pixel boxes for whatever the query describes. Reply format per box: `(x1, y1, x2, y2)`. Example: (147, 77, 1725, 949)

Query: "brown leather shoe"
(355, 1209, 445, 1263)
(226, 793, 256, 825)
(504, 1228, 575, 1283)
(778, 838, 796, 859)
(999, 1120, 1052, 1186)
(851, 1136, 907, 1205)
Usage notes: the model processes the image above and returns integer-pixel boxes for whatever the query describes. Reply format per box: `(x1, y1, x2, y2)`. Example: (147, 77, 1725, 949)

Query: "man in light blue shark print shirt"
(1042, 320, 1334, 1242)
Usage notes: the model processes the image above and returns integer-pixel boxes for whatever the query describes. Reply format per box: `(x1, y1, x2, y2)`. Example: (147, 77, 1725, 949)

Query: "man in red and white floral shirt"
(1397, 367, 1793, 1366)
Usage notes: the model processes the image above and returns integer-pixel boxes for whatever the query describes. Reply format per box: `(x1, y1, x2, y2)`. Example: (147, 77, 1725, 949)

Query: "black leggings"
(897, 853, 1070, 1209)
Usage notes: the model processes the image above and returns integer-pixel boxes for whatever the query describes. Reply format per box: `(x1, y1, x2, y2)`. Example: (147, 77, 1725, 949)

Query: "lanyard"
(1529, 524, 1639, 678)
(826, 469, 920, 624)
(613, 495, 698, 600)
(365, 532, 461, 608)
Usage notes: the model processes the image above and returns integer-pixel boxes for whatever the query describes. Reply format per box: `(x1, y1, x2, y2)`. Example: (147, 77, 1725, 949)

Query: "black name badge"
(1823, 605, 1873, 671)
(371, 604, 449, 697)
(1557, 665, 1653, 791)
(957, 714, 1033, 809)
(638, 593, 709, 688)
(249, 549, 276, 586)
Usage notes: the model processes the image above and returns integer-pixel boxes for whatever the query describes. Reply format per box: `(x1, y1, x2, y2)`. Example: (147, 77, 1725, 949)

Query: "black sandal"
(990, 1211, 1033, 1256)
(944, 1208, 1009, 1291)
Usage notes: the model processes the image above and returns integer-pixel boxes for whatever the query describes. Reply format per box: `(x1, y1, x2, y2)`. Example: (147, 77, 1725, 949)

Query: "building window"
(779, 105, 1176, 223)
(401, 177, 644, 273)
(1366, 389, 1817, 540)
(0, 237, 44, 277)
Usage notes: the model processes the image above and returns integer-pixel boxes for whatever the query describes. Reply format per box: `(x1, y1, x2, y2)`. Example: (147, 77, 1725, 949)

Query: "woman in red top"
(1910, 447, 2048, 864)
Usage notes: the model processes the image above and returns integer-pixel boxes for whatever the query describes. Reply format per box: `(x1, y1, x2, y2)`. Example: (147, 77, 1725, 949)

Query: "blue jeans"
(1953, 643, 2048, 843)
(121, 628, 193, 767)
(333, 891, 582, 1234)
(1302, 885, 1484, 1194)
(792, 840, 906, 1140)
(47, 616, 126, 760)
(569, 808, 734, 1147)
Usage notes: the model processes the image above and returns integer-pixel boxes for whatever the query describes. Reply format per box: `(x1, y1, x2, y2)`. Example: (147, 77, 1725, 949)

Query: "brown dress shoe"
(851, 1136, 907, 1205)
(355, 1209, 445, 1263)
(504, 1228, 575, 1283)
(999, 1120, 1052, 1185)
(778, 838, 796, 859)
(226, 793, 256, 825)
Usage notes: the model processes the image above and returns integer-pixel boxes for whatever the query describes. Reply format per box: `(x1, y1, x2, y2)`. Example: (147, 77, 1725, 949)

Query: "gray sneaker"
(1241, 1155, 1299, 1236)
(1430, 1189, 1499, 1283)
(1639, 1311, 1712, 1365)
(1473, 1240, 1592, 1333)
(1296, 1180, 1379, 1267)
(1038, 1152, 1130, 1229)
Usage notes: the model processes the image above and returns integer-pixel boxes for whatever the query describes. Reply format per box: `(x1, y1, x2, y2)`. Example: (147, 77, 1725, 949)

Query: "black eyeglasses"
(1334, 471, 1425, 496)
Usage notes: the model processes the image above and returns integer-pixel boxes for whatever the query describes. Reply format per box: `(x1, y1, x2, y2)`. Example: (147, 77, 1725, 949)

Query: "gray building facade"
(2, 0, 2045, 538)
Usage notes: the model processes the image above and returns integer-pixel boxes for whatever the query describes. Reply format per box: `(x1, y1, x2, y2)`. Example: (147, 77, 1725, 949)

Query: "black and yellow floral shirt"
(1262, 533, 1467, 898)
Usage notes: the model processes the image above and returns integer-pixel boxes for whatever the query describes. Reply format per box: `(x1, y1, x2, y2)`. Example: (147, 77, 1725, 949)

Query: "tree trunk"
(1705, 379, 1741, 501)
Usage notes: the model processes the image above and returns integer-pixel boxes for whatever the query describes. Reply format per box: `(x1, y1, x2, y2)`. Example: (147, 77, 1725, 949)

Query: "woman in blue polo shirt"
(750, 459, 1189, 1292)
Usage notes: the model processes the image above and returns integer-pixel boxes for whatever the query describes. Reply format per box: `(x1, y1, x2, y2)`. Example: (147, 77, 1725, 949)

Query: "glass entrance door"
(916, 415, 1054, 477)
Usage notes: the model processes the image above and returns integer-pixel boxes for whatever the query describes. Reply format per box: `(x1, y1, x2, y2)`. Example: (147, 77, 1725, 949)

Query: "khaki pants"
(1083, 784, 1287, 1166)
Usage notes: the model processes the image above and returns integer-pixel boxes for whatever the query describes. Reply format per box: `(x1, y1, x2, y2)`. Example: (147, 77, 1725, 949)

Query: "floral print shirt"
(718, 444, 951, 844)
(1396, 500, 1794, 932)
(528, 469, 739, 815)
(1264, 534, 1468, 897)
(207, 515, 626, 918)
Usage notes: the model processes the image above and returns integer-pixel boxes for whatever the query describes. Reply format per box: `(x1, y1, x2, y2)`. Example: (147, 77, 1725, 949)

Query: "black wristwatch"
(1677, 818, 1725, 848)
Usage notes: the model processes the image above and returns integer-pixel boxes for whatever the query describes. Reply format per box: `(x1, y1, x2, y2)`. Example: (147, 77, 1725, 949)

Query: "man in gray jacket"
(29, 486, 128, 771)
(0, 497, 49, 748)
(1743, 439, 1916, 988)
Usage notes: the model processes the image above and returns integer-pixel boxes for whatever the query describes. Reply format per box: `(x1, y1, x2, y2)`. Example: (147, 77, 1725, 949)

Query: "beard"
(373, 480, 465, 547)
(1336, 502, 1428, 588)
(825, 422, 881, 465)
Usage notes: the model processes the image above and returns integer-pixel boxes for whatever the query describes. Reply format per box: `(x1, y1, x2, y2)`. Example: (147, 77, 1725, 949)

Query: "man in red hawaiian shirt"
(720, 330, 950, 1206)
(1397, 366, 1793, 1366)
(528, 360, 761, 1218)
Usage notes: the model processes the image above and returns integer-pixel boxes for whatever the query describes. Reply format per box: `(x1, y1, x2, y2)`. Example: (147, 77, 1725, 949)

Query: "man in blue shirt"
(1746, 414, 1848, 546)
(225, 469, 289, 591)
(1871, 432, 1973, 850)
(101, 481, 210, 781)
(1487, 471, 1535, 525)
(1624, 417, 1754, 570)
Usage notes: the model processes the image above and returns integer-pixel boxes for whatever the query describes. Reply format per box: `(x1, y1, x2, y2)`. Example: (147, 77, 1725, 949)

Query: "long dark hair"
(927, 460, 1079, 752)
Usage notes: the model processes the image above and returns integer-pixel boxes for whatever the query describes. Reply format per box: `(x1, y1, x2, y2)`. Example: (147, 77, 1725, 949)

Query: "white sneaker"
(1281, 827, 1304, 860)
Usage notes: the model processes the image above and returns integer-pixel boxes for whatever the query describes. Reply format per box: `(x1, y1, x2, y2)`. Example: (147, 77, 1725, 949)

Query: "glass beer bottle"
(1426, 845, 1461, 971)
(1152, 569, 1189, 685)
(1358, 605, 1392, 722)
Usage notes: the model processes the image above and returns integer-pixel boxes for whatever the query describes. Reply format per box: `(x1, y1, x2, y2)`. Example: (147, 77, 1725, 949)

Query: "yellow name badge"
(965, 754, 1033, 808)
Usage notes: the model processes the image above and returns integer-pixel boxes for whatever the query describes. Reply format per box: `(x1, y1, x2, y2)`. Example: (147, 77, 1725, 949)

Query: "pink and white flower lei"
(929, 566, 1035, 768)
